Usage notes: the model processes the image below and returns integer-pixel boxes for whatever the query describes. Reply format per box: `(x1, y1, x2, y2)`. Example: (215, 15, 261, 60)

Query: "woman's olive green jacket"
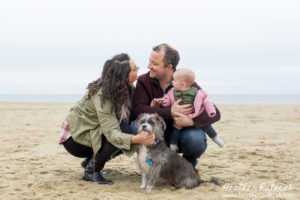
(66, 89, 136, 156)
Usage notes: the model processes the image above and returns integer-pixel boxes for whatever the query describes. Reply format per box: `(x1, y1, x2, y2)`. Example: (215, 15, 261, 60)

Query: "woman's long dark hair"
(86, 53, 132, 117)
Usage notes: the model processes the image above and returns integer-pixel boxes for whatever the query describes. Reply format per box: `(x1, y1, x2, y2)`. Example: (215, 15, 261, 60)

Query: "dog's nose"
(142, 125, 147, 129)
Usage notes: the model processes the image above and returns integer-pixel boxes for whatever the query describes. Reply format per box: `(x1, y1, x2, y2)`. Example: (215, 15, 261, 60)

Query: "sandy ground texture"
(0, 102, 299, 200)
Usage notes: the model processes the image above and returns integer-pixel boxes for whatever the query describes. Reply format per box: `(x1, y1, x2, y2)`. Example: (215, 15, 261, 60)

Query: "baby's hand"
(161, 98, 168, 105)
(150, 98, 161, 107)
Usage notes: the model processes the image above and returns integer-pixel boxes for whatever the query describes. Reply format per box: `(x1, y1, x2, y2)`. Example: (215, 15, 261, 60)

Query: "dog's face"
(136, 113, 166, 141)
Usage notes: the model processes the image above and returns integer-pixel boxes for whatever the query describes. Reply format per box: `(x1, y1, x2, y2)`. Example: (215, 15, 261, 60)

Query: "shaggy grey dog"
(136, 113, 202, 193)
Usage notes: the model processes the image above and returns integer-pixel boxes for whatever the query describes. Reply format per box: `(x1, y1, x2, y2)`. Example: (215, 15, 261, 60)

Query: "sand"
(0, 102, 299, 200)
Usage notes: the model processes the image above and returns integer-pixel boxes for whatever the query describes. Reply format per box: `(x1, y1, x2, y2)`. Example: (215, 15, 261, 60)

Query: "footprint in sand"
(0, 185, 9, 189)
(238, 155, 247, 159)
(264, 155, 274, 159)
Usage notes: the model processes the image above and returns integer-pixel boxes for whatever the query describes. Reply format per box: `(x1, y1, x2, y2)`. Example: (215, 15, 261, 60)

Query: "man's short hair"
(153, 43, 180, 71)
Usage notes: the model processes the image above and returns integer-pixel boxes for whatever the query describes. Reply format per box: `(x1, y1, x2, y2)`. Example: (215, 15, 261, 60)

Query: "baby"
(151, 68, 224, 151)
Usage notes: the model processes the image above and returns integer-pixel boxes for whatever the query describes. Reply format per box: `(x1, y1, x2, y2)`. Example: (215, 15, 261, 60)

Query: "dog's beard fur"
(136, 113, 202, 193)
(137, 113, 165, 142)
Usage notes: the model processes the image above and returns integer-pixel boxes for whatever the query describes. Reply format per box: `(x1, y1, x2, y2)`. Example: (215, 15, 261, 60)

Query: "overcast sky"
(0, 0, 299, 95)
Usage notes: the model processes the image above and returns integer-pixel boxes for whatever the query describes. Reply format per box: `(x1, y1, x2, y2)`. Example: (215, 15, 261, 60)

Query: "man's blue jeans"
(130, 121, 207, 167)
(178, 127, 207, 166)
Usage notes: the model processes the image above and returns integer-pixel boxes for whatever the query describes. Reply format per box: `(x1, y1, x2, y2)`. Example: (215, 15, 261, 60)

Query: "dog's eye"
(147, 119, 155, 126)
(140, 120, 146, 124)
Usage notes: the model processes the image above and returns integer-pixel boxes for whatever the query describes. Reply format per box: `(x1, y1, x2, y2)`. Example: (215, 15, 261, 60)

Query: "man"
(133, 43, 220, 167)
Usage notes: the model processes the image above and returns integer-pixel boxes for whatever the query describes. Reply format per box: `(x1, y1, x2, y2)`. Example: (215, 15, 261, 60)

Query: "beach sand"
(0, 103, 299, 200)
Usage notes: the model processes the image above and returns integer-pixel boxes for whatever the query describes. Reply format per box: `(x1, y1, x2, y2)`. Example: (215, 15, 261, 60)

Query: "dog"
(136, 113, 203, 193)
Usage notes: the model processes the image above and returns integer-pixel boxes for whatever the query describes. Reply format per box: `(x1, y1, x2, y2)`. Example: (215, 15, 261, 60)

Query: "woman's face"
(128, 59, 139, 85)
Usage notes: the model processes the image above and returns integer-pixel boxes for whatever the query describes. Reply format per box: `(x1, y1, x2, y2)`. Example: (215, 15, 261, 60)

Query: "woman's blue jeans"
(130, 121, 207, 167)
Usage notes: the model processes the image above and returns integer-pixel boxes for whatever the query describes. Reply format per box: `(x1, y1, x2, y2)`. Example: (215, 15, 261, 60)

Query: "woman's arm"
(94, 93, 155, 149)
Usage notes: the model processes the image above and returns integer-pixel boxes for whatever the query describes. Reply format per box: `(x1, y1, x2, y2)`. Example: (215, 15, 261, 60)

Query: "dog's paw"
(171, 186, 180, 191)
(146, 186, 153, 193)
(140, 184, 146, 189)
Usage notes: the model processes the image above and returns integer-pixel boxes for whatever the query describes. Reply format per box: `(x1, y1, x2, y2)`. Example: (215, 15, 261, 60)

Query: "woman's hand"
(131, 133, 155, 145)
(173, 111, 194, 127)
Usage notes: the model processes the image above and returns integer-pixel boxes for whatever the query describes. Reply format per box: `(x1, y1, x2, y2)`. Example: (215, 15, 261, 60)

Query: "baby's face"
(172, 72, 185, 91)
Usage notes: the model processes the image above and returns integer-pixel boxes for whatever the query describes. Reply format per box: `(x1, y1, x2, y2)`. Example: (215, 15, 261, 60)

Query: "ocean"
(0, 94, 299, 104)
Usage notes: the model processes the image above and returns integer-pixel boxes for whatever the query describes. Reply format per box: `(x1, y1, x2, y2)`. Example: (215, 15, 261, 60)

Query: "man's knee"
(130, 120, 138, 135)
(180, 128, 207, 156)
(120, 122, 134, 135)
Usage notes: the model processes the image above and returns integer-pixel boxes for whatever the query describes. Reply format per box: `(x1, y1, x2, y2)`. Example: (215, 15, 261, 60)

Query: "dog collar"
(147, 139, 159, 148)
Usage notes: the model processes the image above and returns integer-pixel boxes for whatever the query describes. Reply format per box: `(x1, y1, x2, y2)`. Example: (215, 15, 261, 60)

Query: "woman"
(59, 53, 155, 184)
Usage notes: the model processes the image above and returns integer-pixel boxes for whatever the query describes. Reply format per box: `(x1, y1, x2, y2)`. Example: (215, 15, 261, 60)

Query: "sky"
(0, 0, 299, 95)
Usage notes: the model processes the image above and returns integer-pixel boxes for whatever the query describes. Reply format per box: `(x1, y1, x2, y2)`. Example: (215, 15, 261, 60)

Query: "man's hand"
(171, 99, 193, 117)
(173, 112, 194, 127)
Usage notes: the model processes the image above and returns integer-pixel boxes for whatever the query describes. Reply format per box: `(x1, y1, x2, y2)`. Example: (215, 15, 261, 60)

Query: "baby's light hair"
(175, 68, 195, 86)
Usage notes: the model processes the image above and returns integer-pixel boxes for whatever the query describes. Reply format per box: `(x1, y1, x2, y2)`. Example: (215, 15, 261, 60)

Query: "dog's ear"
(154, 113, 166, 131)
(136, 113, 144, 123)
(136, 113, 146, 127)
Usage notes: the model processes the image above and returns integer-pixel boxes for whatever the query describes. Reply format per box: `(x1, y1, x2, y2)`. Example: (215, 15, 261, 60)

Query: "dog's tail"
(199, 177, 222, 186)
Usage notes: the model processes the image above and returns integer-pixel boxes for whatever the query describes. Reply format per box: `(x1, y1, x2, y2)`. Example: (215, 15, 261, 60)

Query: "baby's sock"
(170, 144, 178, 151)
(213, 136, 224, 148)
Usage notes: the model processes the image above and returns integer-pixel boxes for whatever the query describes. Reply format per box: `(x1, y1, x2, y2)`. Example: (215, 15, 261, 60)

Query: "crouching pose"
(59, 53, 154, 184)
(133, 44, 221, 167)
(151, 68, 224, 151)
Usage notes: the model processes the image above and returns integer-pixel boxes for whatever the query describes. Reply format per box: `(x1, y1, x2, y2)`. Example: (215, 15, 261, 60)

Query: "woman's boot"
(82, 123, 131, 183)
(80, 157, 91, 169)
(82, 158, 113, 184)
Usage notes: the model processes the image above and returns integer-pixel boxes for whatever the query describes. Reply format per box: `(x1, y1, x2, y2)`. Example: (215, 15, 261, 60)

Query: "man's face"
(148, 50, 167, 80)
